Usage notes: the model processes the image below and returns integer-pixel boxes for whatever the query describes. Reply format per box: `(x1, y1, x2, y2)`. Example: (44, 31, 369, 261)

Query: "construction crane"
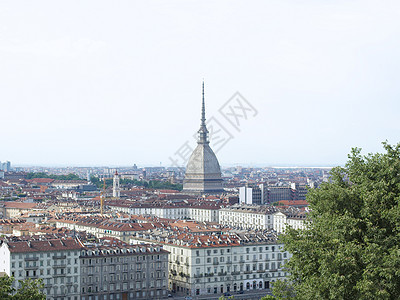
(100, 177, 106, 215)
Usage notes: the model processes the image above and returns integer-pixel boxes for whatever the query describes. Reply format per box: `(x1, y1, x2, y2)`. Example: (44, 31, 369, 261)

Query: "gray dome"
(186, 143, 222, 176)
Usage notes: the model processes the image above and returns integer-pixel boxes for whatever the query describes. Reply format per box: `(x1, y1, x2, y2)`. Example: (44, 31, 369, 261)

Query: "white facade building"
(273, 211, 307, 233)
(219, 206, 275, 230)
(0, 238, 82, 300)
(109, 204, 220, 223)
(112, 171, 120, 198)
(130, 232, 290, 297)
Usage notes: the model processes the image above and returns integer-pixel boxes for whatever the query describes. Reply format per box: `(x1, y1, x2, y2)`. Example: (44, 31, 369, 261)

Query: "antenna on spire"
(198, 80, 209, 144)
(201, 80, 206, 126)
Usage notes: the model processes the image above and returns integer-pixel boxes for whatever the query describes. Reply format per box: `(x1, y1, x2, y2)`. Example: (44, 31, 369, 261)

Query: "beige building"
(219, 205, 276, 230)
(130, 231, 289, 297)
(273, 211, 307, 233)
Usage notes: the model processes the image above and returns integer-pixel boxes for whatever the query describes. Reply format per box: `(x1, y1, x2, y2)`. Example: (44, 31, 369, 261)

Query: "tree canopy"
(278, 142, 400, 299)
(25, 172, 81, 181)
(90, 176, 183, 191)
(0, 276, 45, 300)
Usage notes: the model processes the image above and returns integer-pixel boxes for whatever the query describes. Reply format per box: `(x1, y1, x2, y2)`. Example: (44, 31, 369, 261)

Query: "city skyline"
(1, 1, 400, 167)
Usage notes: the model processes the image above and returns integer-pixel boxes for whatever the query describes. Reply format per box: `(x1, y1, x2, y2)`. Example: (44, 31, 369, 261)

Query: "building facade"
(239, 184, 268, 205)
(219, 206, 275, 230)
(0, 238, 82, 300)
(273, 211, 307, 233)
(80, 242, 169, 300)
(131, 232, 290, 297)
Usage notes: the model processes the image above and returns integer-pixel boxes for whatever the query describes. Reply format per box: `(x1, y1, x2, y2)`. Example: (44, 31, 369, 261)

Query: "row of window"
(12, 259, 78, 268)
(12, 251, 78, 260)
(81, 289, 166, 300)
(82, 280, 166, 293)
(81, 262, 165, 273)
(82, 271, 166, 283)
(82, 255, 163, 265)
(11, 268, 77, 278)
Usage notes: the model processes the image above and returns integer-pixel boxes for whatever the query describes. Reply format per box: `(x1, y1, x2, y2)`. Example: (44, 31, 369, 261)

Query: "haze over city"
(1, 0, 400, 167)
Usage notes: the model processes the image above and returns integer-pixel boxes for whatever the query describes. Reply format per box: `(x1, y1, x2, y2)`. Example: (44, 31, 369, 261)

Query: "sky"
(1, 0, 400, 167)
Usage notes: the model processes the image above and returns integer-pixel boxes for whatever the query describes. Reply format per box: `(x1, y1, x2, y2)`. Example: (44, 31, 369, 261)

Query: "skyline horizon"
(8, 161, 337, 169)
(1, 1, 399, 167)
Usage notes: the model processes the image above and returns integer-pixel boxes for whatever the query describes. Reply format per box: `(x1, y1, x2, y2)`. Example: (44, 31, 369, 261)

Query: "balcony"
(231, 271, 240, 275)
(178, 272, 190, 278)
(53, 255, 67, 259)
(226, 261, 232, 264)
(194, 274, 203, 278)
(25, 265, 39, 270)
(24, 257, 39, 261)
(217, 272, 227, 276)
(204, 273, 214, 277)
(212, 261, 219, 265)
(257, 270, 264, 273)
(244, 271, 252, 274)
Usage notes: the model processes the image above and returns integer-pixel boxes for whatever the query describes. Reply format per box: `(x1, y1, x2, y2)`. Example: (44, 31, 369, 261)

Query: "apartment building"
(0, 236, 170, 300)
(130, 230, 289, 297)
(273, 211, 308, 233)
(80, 241, 169, 300)
(109, 202, 220, 223)
(219, 205, 276, 230)
(0, 238, 82, 300)
(53, 216, 155, 243)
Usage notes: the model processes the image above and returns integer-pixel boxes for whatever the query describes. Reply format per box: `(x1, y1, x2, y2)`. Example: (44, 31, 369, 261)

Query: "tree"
(279, 142, 400, 299)
(0, 276, 45, 300)
(0, 276, 14, 299)
(25, 172, 81, 181)
(218, 296, 235, 300)
(261, 280, 295, 299)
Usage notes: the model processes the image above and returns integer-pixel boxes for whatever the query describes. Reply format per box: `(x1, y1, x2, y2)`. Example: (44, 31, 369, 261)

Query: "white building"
(109, 203, 220, 223)
(239, 184, 267, 205)
(273, 211, 307, 233)
(130, 231, 290, 297)
(219, 205, 276, 230)
(0, 238, 82, 300)
(112, 171, 120, 198)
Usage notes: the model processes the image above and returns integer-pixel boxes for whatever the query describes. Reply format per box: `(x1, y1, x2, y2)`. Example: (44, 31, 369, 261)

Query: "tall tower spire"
(198, 80, 209, 144)
(201, 80, 206, 126)
(183, 81, 223, 195)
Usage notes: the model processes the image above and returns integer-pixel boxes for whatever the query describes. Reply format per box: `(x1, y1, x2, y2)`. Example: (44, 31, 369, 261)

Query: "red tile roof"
(6, 238, 82, 253)
(26, 178, 55, 184)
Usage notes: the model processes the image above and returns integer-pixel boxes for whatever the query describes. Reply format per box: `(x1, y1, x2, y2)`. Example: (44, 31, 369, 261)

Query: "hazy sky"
(1, 1, 400, 167)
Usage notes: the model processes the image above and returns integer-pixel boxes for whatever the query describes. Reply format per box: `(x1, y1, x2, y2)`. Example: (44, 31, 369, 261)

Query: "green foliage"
(262, 280, 295, 299)
(218, 296, 235, 300)
(25, 172, 81, 181)
(0, 276, 45, 300)
(0, 276, 14, 299)
(260, 296, 275, 300)
(280, 142, 400, 299)
(90, 176, 183, 191)
(90, 176, 112, 189)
